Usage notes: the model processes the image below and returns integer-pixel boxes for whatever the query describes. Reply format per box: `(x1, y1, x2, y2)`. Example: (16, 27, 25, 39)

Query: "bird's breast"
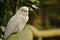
(20, 16, 28, 23)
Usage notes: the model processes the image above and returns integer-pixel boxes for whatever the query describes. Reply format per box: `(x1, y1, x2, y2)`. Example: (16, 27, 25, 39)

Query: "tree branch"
(30, 25, 60, 38)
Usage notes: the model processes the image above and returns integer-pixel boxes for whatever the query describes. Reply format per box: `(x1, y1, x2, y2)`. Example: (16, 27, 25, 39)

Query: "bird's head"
(16, 6, 29, 16)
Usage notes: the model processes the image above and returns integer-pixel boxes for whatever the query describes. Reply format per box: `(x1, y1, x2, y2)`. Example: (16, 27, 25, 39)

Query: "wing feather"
(3, 15, 20, 40)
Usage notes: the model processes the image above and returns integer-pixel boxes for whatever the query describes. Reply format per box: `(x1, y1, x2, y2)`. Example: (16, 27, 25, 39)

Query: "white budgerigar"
(3, 6, 29, 40)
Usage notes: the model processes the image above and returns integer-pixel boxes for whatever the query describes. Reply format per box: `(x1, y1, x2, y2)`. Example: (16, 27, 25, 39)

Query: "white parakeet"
(3, 6, 29, 40)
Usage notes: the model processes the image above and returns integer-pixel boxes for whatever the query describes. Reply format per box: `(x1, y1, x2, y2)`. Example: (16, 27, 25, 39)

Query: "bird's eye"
(22, 9, 24, 11)
(22, 9, 27, 12)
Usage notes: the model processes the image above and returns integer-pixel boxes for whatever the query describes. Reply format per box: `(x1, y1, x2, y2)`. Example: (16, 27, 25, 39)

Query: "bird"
(3, 6, 29, 40)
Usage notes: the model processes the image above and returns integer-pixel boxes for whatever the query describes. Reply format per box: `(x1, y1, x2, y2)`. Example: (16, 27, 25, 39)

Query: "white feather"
(3, 6, 29, 40)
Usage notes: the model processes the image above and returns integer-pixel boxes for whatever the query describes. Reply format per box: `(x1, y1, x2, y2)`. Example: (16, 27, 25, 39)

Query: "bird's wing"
(3, 15, 20, 40)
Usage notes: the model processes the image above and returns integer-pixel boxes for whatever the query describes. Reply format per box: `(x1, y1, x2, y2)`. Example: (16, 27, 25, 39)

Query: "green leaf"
(5, 11, 13, 21)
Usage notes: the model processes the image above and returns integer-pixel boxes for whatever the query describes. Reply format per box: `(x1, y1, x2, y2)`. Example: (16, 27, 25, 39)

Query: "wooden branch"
(16, 0, 19, 11)
(29, 25, 60, 38)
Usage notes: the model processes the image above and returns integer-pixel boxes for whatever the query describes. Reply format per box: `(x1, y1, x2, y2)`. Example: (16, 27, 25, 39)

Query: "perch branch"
(30, 26, 60, 38)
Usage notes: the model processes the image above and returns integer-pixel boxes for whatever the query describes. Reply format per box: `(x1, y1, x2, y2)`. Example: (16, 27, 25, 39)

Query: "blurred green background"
(0, 0, 60, 40)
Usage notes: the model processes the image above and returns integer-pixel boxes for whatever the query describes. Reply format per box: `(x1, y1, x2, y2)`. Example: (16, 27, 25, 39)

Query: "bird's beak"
(22, 10, 28, 16)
